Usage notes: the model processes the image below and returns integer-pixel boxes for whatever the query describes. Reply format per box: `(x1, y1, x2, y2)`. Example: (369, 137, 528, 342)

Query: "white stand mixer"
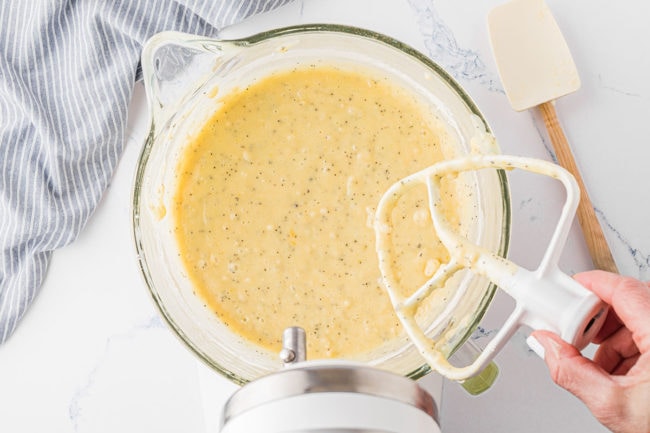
(219, 327, 441, 433)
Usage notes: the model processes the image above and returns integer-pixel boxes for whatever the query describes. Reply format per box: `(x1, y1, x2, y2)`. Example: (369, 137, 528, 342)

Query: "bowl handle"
(140, 31, 240, 130)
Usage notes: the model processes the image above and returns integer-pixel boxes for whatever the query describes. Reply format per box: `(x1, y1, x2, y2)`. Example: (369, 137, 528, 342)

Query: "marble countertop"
(1, 0, 648, 432)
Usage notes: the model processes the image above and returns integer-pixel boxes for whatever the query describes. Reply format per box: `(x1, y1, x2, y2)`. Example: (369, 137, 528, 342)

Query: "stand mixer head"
(220, 327, 442, 433)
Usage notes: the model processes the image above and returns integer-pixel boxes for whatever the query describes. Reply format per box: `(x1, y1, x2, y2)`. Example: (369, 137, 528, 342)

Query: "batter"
(172, 65, 468, 358)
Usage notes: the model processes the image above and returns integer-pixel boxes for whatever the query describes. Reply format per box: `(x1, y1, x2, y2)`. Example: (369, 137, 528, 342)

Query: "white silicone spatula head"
(487, 0, 581, 111)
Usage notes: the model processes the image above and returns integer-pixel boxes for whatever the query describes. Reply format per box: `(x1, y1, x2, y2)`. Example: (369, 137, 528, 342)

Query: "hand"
(530, 270, 650, 433)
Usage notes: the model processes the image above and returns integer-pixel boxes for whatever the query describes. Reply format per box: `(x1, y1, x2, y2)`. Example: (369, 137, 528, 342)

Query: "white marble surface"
(1, 0, 648, 432)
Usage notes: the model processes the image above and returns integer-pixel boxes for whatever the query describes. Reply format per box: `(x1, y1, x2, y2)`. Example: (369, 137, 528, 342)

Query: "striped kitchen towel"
(0, 0, 292, 344)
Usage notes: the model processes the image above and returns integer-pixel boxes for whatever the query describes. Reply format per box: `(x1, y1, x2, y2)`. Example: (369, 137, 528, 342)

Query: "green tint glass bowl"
(132, 24, 511, 385)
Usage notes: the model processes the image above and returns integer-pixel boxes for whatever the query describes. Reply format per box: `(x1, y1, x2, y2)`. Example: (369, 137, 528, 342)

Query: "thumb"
(530, 331, 615, 408)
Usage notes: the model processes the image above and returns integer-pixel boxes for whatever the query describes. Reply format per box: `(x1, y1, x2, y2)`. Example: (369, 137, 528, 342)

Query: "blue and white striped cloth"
(0, 0, 291, 344)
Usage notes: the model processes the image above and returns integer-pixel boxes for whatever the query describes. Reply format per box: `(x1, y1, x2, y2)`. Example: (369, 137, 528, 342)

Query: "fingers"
(530, 331, 620, 414)
(594, 309, 623, 344)
(594, 326, 640, 374)
(574, 271, 650, 351)
(611, 353, 640, 376)
(531, 331, 650, 432)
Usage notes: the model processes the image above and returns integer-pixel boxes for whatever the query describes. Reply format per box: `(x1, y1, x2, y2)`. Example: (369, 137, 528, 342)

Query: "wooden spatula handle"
(538, 101, 618, 273)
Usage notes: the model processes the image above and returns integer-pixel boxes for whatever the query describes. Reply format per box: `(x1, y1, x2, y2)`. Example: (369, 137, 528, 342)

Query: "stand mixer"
(134, 25, 608, 432)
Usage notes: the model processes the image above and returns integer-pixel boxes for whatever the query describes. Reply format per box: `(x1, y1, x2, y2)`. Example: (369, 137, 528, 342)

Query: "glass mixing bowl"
(132, 24, 511, 385)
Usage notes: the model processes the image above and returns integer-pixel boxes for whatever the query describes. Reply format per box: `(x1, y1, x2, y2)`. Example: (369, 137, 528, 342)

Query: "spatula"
(487, 0, 618, 273)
